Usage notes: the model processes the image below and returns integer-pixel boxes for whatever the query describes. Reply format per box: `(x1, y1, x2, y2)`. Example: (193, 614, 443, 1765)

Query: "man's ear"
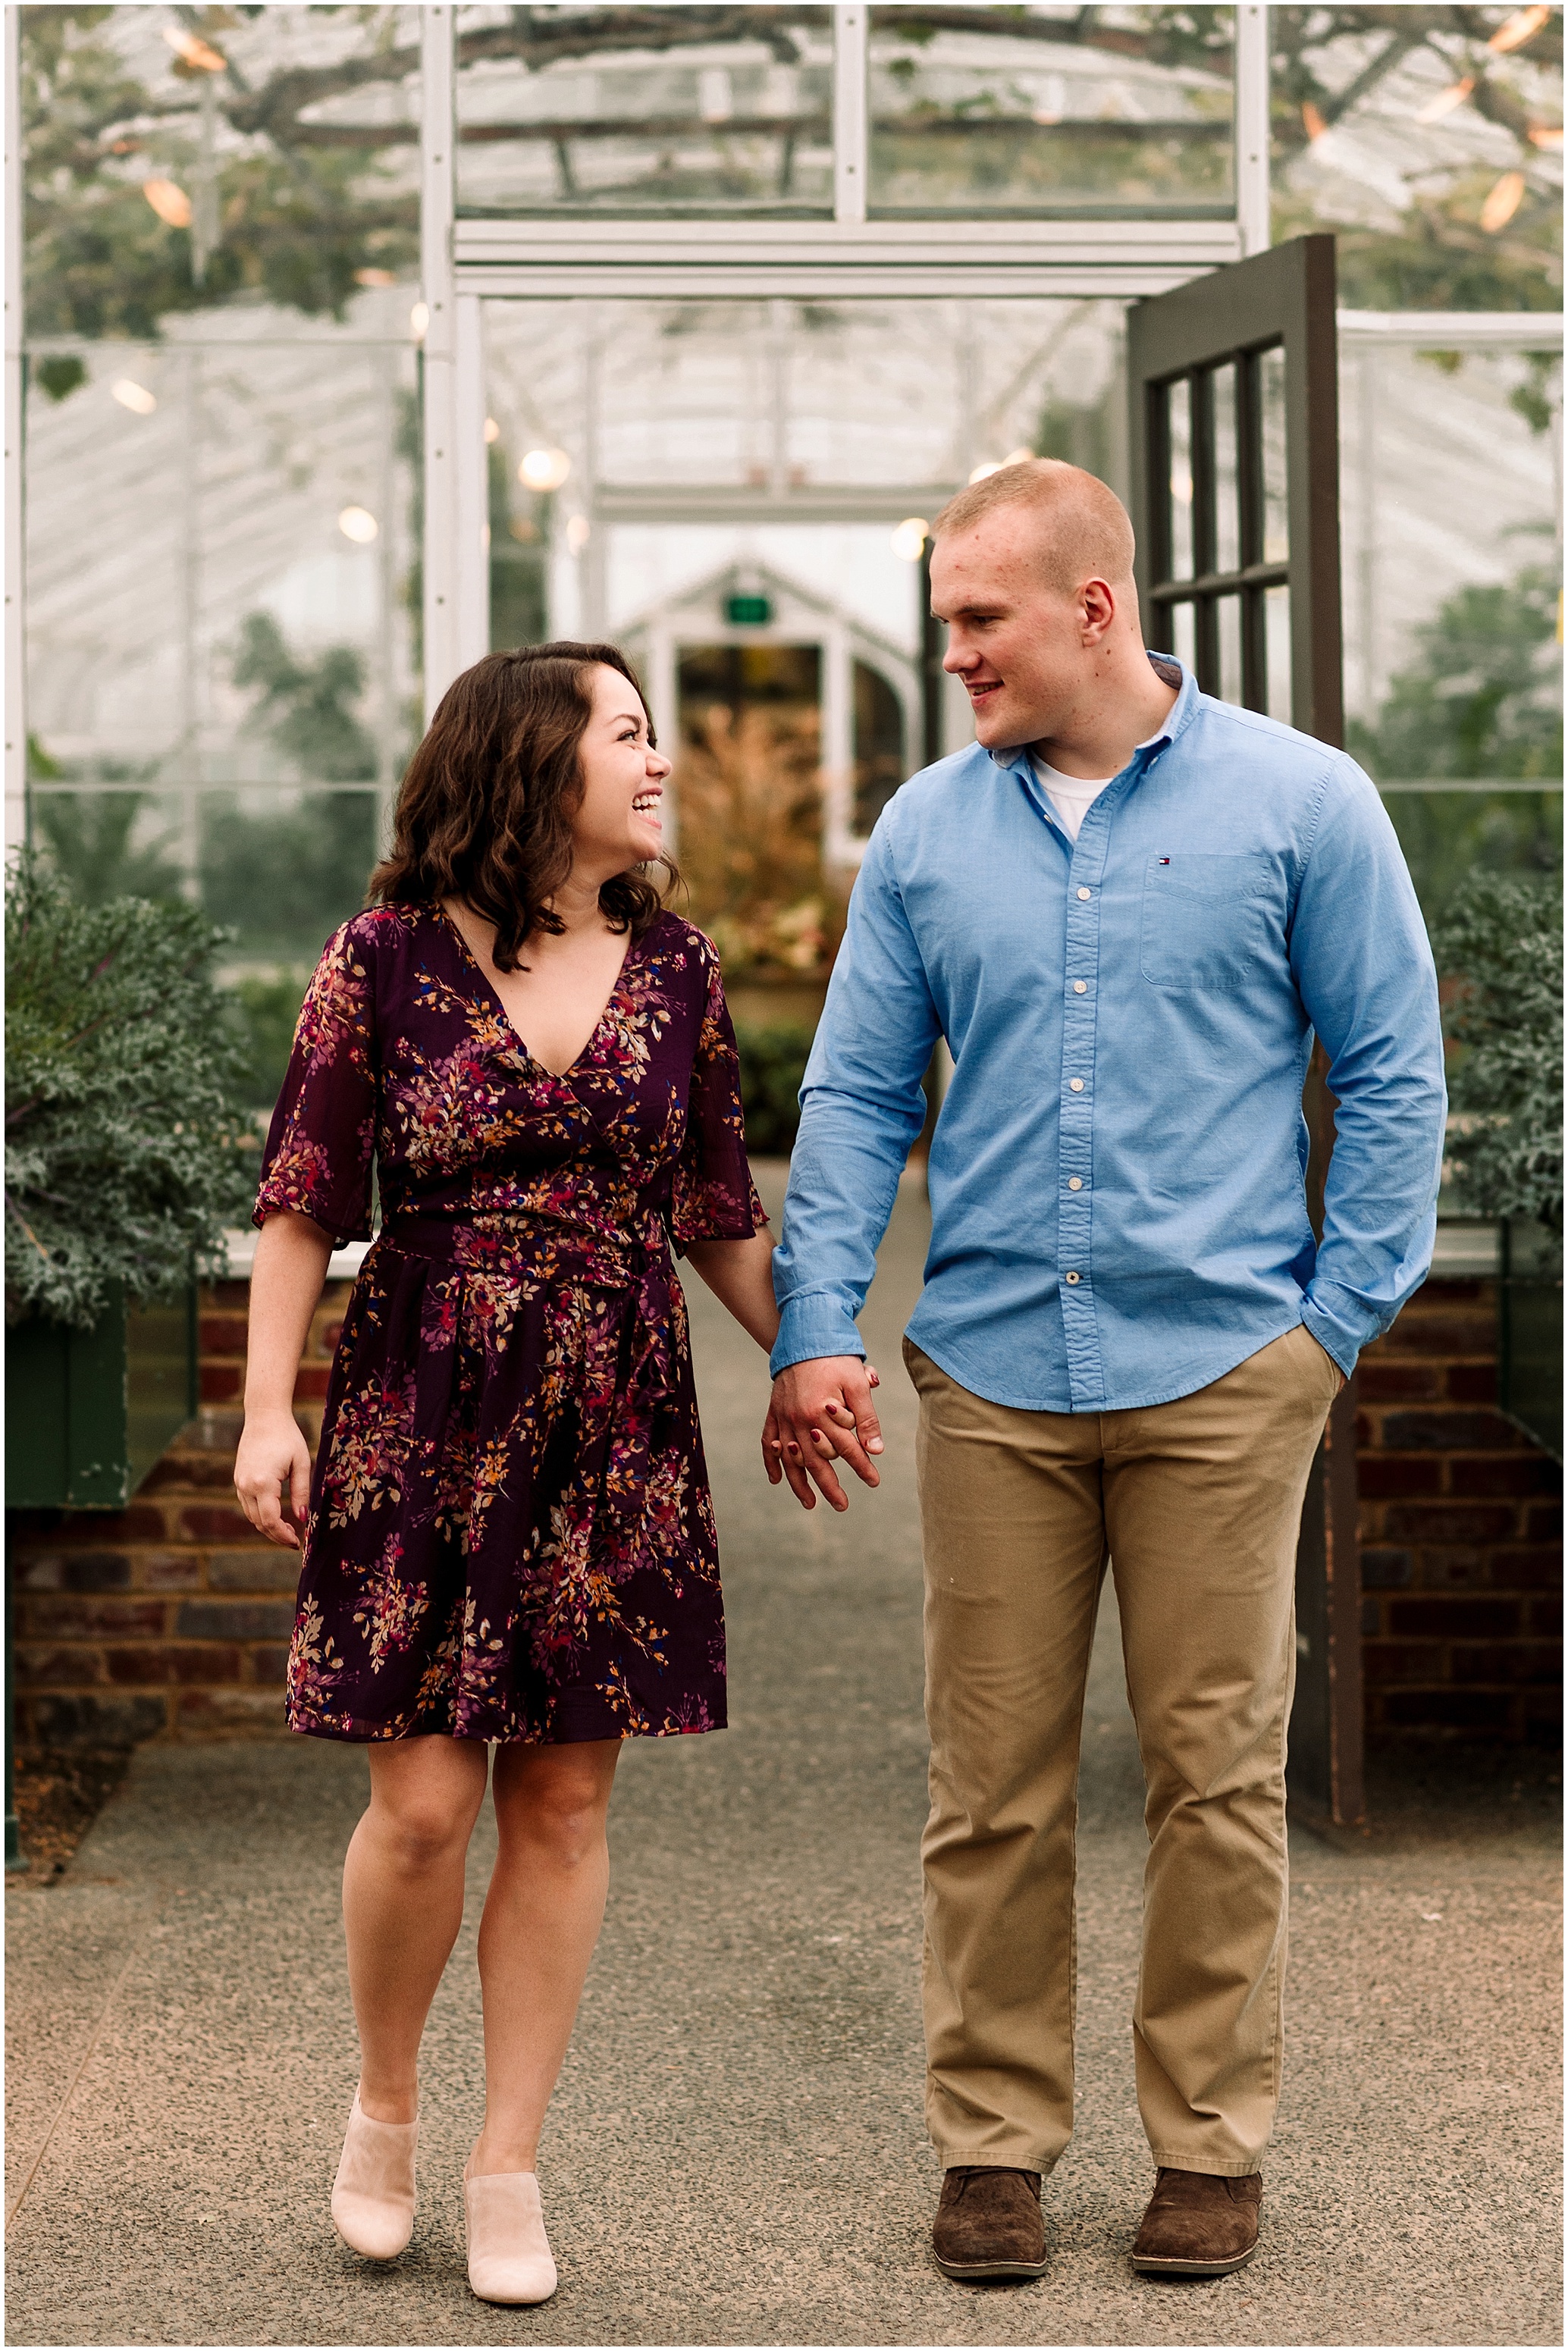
(1080, 578, 1117, 644)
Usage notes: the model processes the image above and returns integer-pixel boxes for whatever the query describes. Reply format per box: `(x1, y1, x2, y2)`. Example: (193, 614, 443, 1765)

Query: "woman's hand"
(764, 1356, 883, 1512)
(234, 1408, 313, 1548)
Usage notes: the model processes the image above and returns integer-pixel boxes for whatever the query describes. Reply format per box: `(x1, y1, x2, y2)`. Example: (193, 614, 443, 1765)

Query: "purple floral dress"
(254, 904, 764, 1746)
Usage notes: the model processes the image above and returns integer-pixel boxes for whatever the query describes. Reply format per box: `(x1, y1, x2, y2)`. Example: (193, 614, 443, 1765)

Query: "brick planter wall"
(9, 1280, 353, 1747)
(1357, 1277, 1563, 1746)
(11, 1269, 1564, 1750)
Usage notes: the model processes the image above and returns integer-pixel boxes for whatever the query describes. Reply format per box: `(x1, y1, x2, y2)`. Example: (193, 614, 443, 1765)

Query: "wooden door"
(1127, 235, 1363, 1832)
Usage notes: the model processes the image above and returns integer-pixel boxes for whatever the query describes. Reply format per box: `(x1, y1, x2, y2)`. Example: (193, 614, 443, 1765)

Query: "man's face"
(930, 509, 1090, 752)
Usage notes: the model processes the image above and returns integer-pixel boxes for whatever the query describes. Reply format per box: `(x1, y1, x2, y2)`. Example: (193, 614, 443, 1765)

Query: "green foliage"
(20, 7, 418, 339)
(5, 851, 256, 1328)
(33, 353, 86, 403)
(1351, 565, 1563, 784)
(196, 613, 383, 961)
(733, 1020, 817, 1156)
(1432, 871, 1563, 1246)
(227, 968, 310, 1111)
(33, 785, 187, 907)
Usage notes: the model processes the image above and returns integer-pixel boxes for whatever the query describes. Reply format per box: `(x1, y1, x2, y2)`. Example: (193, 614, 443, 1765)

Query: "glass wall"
(868, 4, 1236, 217)
(453, 5, 836, 215)
(20, 5, 424, 1102)
(1270, 5, 1563, 309)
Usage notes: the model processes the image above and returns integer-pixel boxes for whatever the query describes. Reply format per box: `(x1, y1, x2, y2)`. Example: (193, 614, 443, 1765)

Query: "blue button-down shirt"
(770, 660, 1446, 1412)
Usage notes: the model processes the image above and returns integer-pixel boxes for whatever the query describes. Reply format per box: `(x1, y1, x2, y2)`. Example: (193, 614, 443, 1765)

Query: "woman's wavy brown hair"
(368, 641, 676, 971)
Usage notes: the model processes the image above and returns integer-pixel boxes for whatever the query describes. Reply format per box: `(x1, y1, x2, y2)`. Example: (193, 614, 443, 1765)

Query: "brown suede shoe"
(932, 2167, 1048, 2280)
(1131, 2168, 1262, 2276)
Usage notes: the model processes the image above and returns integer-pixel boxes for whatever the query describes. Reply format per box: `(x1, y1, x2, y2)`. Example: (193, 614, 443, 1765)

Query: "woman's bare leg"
(469, 1739, 622, 2174)
(342, 1735, 491, 2122)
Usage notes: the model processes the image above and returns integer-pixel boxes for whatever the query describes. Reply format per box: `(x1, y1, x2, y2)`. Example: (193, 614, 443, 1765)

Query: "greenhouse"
(5, 8, 1563, 2341)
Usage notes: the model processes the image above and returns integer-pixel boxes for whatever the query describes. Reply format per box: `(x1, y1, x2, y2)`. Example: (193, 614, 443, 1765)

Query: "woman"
(234, 643, 781, 2306)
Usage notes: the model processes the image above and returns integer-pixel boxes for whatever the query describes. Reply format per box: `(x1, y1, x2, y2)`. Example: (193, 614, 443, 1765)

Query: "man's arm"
(767, 823, 940, 1509)
(1290, 757, 1448, 1376)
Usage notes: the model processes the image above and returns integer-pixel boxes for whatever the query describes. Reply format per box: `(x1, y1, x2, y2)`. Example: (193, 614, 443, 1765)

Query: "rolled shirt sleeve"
(770, 825, 939, 1376)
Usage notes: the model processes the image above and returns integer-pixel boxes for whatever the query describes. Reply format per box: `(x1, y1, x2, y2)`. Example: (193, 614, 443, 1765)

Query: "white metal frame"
(5, 6, 25, 852)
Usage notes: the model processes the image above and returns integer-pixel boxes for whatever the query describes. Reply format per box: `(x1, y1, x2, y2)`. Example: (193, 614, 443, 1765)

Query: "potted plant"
(1432, 870, 1563, 1461)
(5, 853, 255, 1506)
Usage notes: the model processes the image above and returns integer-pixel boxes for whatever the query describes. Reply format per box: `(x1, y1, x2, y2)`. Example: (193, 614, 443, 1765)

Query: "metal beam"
(1337, 309, 1564, 349)
(592, 482, 957, 525)
(421, 6, 459, 722)
(1234, 5, 1270, 259)
(833, 3, 868, 227)
(5, 8, 26, 853)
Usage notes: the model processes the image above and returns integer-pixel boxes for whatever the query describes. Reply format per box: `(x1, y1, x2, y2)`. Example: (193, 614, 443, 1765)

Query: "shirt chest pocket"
(1140, 853, 1278, 991)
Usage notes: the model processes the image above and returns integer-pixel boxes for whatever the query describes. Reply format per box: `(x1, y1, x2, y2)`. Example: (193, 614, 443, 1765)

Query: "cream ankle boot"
(331, 2093, 417, 2259)
(462, 2160, 557, 2305)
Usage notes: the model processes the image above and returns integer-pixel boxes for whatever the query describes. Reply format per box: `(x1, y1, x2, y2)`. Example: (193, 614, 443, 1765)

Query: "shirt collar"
(986, 650, 1197, 781)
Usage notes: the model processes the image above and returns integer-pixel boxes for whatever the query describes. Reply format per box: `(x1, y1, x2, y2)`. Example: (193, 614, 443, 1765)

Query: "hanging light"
(1415, 77, 1475, 125)
(409, 301, 430, 340)
(484, 416, 501, 444)
(565, 514, 591, 552)
(1479, 170, 1526, 231)
(143, 177, 193, 228)
(1300, 101, 1328, 142)
(338, 506, 379, 544)
(1488, 6, 1551, 54)
(111, 378, 158, 415)
(353, 268, 397, 288)
(890, 518, 928, 563)
(519, 447, 572, 491)
(1528, 124, 1564, 149)
(162, 26, 227, 71)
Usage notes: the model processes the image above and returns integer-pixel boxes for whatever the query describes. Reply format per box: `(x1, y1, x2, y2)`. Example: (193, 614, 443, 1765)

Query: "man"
(762, 461, 1444, 2282)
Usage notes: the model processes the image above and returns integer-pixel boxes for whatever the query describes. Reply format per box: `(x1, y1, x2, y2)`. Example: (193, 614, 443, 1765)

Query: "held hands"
(764, 1356, 884, 1512)
(234, 1409, 313, 1549)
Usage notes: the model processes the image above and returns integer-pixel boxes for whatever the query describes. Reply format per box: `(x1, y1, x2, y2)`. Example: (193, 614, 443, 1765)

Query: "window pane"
(1212, 362, 1240, 578)
(1169, 600, 1197, 675)
(1260, 346, 1289, 565)
(1271, 6, 1563, 310)
(455, 5, 835, 215)
(1380, 789, 1563, 929)
(1265, 583, 1293, 720)
(869, 5, 1236, 217)
(1168, 378, 1194, 581)
(1216, 594, 1244, 707)
(1341, 346, 1563, 782)
(21, 5, 422, 1030)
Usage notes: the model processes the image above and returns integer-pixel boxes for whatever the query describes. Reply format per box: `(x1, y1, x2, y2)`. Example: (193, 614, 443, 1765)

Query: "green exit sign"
(725, 594, 772, 625)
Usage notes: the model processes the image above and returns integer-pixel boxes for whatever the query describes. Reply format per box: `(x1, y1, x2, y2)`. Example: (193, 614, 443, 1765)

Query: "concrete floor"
(6, 1174, 1562, 2347)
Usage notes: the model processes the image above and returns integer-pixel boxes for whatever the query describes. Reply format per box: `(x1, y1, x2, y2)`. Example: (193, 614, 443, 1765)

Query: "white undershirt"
(1031, 736, 1161, 842)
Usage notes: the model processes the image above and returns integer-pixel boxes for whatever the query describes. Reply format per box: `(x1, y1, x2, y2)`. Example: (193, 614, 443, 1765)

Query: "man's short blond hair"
(932, 459, 1136, 595)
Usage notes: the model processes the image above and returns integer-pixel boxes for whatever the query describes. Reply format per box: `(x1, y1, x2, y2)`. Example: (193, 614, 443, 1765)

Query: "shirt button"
(1068, 1177, 1083, 1190)
(1065, 1271, 1081, 1284)
(1069, 1077, 1085, 1092)
(1073, 980, 1087, 994)
(1077, 887, 1092, 901)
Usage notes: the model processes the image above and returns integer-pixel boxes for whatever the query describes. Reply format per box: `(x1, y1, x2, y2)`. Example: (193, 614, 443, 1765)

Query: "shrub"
(5, 853, 256, 1328)
(1431, 870, 1563, 1249)
(733, 1020, 817, 1157)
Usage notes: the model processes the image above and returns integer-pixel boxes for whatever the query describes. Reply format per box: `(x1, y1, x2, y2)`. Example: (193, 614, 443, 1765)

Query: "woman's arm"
(682, 1229, 780, 1353)
(234, 1209, 334, 1548)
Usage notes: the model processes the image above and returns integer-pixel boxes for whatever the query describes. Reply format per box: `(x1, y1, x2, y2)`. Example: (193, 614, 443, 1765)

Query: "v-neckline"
(435, 902, 638, 1083)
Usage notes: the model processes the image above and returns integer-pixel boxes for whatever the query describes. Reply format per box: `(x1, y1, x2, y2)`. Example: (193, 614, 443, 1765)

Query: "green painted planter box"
(1500, 1220, 1563, 1465)
(5, 1283, 199, 1510)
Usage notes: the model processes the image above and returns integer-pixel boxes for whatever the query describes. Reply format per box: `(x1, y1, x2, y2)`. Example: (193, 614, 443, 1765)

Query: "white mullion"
(421, 6, 459, 721)
(1234, 4, 1271, 259)
(453, 293, 489, 669)
(833, 4, 868, 227)
(5, 8, 27, 850)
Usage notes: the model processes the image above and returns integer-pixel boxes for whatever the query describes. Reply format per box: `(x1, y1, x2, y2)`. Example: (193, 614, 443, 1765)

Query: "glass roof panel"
(454, 4, 836, 215)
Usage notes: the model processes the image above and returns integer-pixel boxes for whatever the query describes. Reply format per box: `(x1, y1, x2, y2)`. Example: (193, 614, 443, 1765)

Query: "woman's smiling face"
(570, 663, 673, 882)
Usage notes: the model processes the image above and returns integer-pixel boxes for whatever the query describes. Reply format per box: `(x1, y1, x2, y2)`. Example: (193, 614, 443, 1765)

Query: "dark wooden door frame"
(1126, 234, 1363, 1832)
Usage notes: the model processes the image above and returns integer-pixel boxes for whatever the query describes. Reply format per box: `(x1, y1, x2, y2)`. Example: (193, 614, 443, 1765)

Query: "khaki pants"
(905, 1322, 1341, 2180)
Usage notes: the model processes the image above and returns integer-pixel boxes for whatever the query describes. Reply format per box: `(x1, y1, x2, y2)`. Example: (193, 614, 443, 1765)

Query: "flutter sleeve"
(253, 919, 379, 1245)
(669, 943, 767, 1252)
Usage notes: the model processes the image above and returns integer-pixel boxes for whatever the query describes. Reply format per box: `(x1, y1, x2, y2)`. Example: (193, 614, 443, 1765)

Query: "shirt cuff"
(769, 1292, 867, 1380)
(1300, 1287, 1367, 1381)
